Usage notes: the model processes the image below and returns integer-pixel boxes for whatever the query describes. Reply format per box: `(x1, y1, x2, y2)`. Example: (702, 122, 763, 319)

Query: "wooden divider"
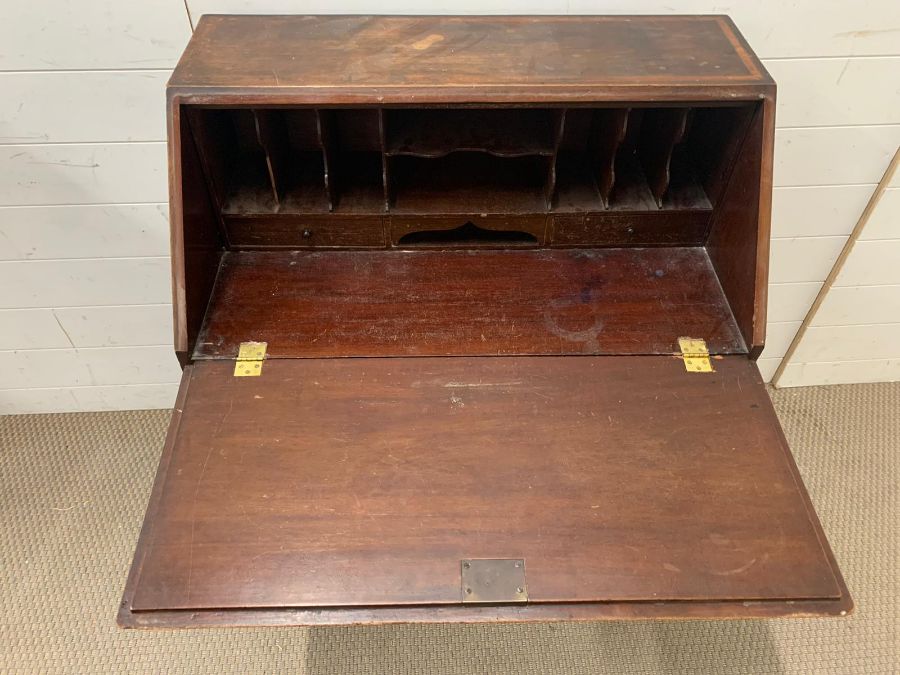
(188, 105, 733, 222)
(252, 109, 289, 206)
(638, 108, 691, 208)
(592, 108, 630, 207)
(315, 109, 336, 212)
(544, 109, 568, 207)
(378, 109, 390, 212)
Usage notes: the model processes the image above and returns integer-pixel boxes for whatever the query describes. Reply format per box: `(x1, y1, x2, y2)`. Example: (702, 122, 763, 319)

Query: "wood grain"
(549, 212, 710, 247)
(171, 106, 222, 364)
(193, 248, 746, 360)
(121, 590, 853, 628)
(706, 101, 769, 356)
(224, 214, 386, 248)
(169, 15, 769, 103)
(126, 356, 842, 616)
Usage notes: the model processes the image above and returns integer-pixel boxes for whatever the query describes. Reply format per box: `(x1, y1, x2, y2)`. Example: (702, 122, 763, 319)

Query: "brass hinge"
(678, 337, 713, 373)
(234, 341, 267, 377)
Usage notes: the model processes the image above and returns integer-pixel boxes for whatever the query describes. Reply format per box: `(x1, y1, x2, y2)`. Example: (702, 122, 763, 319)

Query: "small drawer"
(550, 212, 710, 247)
(224, 215, 386, 248)
(390, 215, 547, 247)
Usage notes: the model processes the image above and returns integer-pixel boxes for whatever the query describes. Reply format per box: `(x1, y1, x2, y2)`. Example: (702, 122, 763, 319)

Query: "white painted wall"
(1, 1, 898, 413)
(775, 166, 900, 386)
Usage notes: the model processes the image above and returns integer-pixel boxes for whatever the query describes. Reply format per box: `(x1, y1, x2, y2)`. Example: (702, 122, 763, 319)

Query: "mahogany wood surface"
(168, 16, 775, 360)
(549, 212, 710, 247)
(590, 108, 630, 207)
(384, 108, 558, 158)
(124, 15, 850, 628)
(707, 101, 768, 355)
(224, 214, 387, 248)
(169, 106, 222, 363)
(389, 215, 547, 246)
(125, 356, 843, 617)
(122, 593, 853, 629)
(192, 248, 746, 360)
(169, 15, 770, 103)
(640, 108, 690, 207)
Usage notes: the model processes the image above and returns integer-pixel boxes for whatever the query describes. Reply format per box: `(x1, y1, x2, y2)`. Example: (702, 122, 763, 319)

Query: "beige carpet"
(1, 383, 897, 674)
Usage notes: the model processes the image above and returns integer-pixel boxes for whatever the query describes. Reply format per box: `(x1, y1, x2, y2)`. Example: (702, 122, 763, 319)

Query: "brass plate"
(461, 559, 527, 603)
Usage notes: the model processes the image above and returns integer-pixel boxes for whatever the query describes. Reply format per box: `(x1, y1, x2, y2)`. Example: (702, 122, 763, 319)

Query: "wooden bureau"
(118, 15, 852, 628)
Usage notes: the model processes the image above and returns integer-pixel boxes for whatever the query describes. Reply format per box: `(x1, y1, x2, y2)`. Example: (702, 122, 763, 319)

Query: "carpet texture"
(0, 383, 897, 674)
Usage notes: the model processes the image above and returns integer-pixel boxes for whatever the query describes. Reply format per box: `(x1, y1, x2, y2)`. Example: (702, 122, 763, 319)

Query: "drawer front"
(550, 212, 710, 247)
(224, 215, 386, 248)
(390, 214, 547, 247)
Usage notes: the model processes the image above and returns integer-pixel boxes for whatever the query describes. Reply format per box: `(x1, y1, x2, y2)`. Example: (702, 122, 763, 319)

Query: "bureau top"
(169, 15, 772, 104)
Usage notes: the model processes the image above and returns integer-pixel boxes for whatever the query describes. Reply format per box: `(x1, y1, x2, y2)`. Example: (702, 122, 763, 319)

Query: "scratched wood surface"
(128, 356, 841, 612)
(192, 248, 747, 360)
(169, 15, 770, 102)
